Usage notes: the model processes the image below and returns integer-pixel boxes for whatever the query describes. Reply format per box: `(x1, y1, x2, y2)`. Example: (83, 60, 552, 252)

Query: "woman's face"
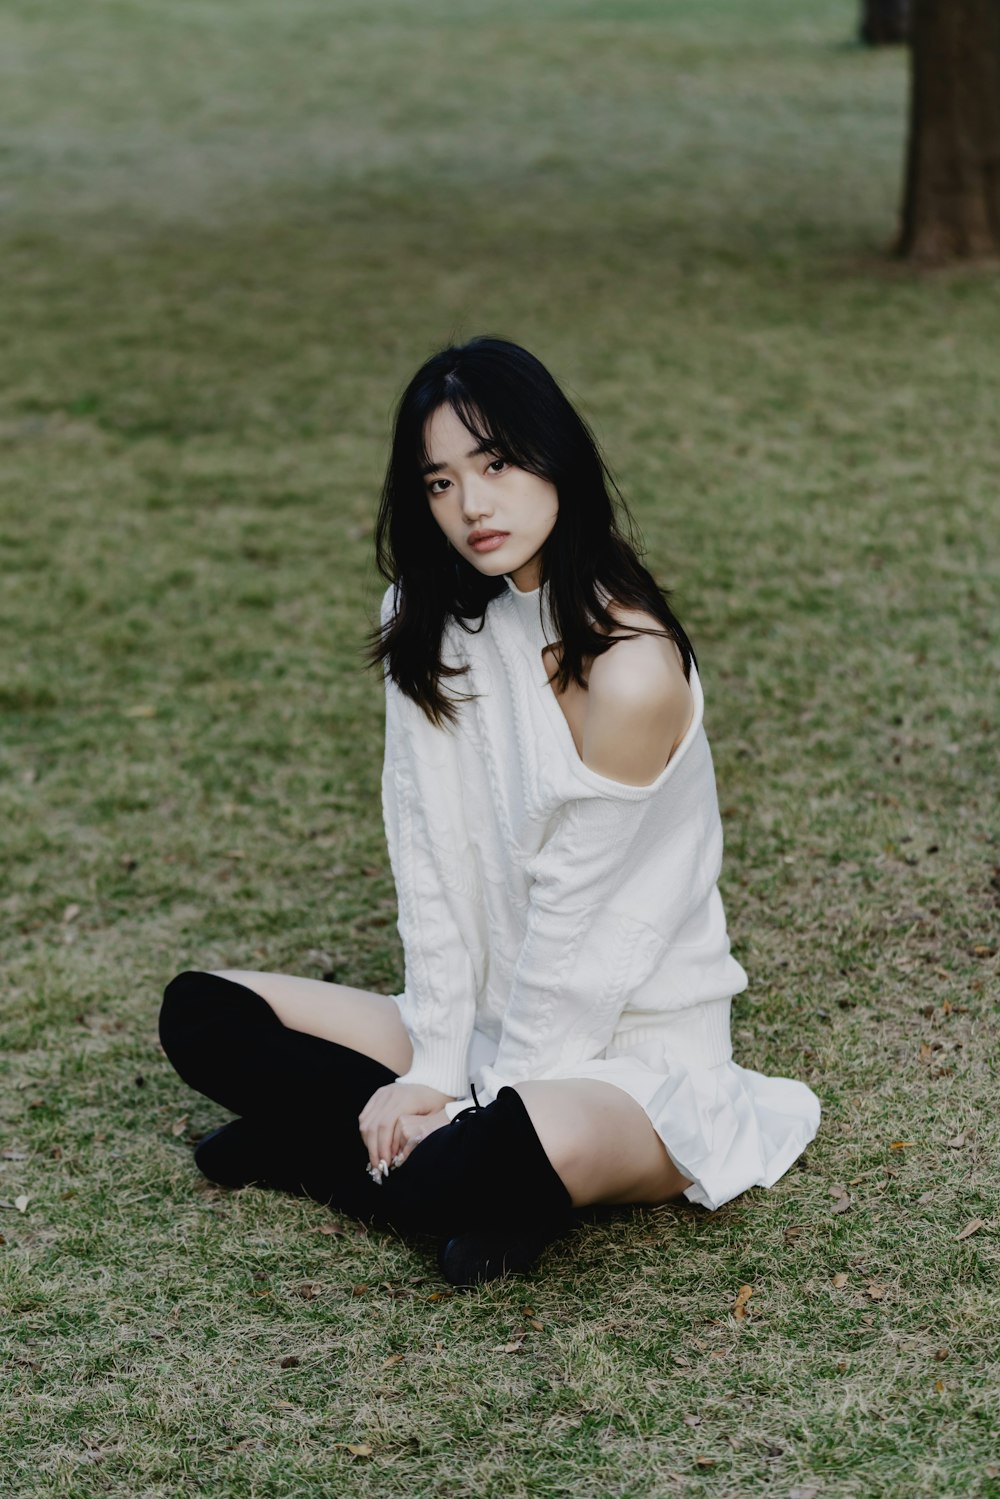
(421, 403, 558, 593)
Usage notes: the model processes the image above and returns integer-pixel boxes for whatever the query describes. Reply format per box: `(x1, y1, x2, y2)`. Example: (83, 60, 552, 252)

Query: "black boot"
(159, 970, 397, 1120)
(373, 1087, 576, 1277)
(192, 1119, 285, 1191)
(159, 970, 396, 1215)
(437, 1221, 573, 1286)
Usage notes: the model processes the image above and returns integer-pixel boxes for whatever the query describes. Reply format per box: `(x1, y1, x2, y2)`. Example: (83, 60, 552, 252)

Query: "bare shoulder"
(583, 604, 694, 786)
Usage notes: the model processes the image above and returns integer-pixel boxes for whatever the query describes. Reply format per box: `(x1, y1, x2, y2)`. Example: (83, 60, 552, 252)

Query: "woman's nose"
(461, 479, 493, 520)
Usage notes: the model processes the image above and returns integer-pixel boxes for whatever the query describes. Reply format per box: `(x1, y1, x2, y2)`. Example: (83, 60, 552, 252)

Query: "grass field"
(2, 1, 998, 1494)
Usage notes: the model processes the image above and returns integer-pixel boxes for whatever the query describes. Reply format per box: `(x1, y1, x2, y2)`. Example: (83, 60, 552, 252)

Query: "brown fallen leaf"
(694, 1456, 715, 1467)
(170, 1115, 189, 1138)
(526, 1318, 544, 1332)
(733, 1284, 753, 1321)
(274, 1401, 296, 1411)
(831, 1194, 852, 1216)
(381, 1353, 404, 1368)
(317, 1223, 345, 1237)
(294, 1283, 320, 1300)
(14, 1196, 29, 1214)
(889, 1141, 915, 1150)
(337, 1443, 373, 1457)
(279, 1356, 300, 1369)
(683, 1414, 702, 1427)
(62, 904, 81, 924)
(956, 1218, 985, 1241)
(934, 1349, 949, 1361)
(495, 1340, 525, 1353)
(831, 1273, 848, 1289)
(866, 1282, 887, 1301)
(123, 705, 156, 718)
(351, 1285, 370, 1296)
(947, 1133, 966, 1150)
(934, 1379, 945, 1393)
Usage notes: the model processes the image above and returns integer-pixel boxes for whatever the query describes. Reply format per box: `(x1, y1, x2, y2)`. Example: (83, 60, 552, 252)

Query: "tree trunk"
(898, 0, 1000, 263)
(860, 0, 910, 45)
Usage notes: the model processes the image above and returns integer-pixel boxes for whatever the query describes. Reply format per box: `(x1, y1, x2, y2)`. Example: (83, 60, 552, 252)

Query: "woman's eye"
(428, 479, 450, 495)
(487, 458, 508, 474)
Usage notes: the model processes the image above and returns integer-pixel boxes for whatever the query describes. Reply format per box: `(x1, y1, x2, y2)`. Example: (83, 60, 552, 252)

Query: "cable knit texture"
(380, 575, 820, 1210)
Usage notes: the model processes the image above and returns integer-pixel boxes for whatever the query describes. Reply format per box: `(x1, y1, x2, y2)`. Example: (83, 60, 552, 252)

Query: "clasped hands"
(358, 1082, 455, 1183)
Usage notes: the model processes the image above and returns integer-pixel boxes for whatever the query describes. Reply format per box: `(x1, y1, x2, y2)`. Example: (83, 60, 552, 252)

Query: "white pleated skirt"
(461, 1024, 821, 1213)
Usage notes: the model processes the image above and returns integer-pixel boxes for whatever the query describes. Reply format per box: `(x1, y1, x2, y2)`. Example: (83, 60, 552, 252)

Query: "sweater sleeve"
(476, 790, 684, 1102)
(379, 586, 484, 1097)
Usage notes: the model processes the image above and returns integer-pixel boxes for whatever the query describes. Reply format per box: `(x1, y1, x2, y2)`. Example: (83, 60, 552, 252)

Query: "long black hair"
(367, 336, 695, 727)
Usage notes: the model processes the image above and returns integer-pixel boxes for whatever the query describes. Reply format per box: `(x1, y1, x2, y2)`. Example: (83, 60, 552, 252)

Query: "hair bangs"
(418, 375, 552, 484)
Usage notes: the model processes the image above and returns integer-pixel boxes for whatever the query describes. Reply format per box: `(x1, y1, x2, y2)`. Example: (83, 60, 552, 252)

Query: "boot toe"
(193, 1119, 270, 1189)
(438, 1223, 566, 1287)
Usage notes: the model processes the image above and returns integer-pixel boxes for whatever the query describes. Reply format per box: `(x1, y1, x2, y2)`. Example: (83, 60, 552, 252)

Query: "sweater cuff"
(395, 1030, 471, 1099)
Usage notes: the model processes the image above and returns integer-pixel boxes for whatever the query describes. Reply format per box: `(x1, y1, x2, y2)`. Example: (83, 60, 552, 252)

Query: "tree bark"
(860, 0, 910, 46)
(898, 0, 1000, 263)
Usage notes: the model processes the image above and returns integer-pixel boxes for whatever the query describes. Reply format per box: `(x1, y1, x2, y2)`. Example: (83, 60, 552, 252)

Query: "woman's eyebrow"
(421, 439, 499, 478)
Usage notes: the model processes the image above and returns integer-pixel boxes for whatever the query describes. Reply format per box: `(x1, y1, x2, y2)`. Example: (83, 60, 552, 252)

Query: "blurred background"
(2, 3, 997, 1494)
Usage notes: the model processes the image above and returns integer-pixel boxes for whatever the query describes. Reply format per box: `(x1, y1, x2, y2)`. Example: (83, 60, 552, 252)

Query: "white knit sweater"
(381, 574, 749, 1116)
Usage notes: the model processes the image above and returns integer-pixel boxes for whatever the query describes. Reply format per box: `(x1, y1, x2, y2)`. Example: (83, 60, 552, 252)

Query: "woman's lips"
(469, 532, 509, 553)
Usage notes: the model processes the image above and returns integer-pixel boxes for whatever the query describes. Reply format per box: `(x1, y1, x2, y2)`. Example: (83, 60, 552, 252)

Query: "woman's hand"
(358, 1083, 453, 1180)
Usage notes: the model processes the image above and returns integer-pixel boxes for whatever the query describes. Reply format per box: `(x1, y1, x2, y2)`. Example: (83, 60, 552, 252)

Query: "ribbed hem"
(395, 1030, 471, 1099)
(612, 997, 733, 1069)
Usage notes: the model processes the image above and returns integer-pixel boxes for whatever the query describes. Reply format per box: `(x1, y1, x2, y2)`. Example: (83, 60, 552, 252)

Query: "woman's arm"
(583, 625, 693, 785)
(378, 586, 486, 1098)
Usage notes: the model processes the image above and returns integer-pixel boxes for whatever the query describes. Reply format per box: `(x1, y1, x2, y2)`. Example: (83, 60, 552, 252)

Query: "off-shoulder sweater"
(380, 574, 748, 1116)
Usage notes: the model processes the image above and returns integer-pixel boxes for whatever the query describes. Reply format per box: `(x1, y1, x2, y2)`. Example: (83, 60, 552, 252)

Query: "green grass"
(1, 0, 998, 1493)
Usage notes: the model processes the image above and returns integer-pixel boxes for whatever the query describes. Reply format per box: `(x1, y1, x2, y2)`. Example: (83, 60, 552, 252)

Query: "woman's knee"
(511, 1079, 689, 1209)
(509, 1081, 588, 1196)
(158, 969, 275, 1070)
(197, 970, 413, 1077)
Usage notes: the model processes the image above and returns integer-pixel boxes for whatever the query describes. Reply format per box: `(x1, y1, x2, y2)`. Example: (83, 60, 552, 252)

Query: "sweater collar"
(503, 573, 560, 651)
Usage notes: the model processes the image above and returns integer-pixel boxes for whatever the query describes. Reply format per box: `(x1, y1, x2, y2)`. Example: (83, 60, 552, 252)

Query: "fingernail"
(379, 1158, 389, 1179)
(391, 1152, 404, 1169)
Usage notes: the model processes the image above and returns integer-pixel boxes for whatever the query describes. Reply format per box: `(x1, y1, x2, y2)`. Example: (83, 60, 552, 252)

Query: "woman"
(159, 336, 820, 1285)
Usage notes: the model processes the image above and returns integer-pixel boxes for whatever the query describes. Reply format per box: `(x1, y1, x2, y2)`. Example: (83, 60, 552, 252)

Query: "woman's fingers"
(398, 1120, 424, 1167)
(359, 1108, 387, 1177)
(358, 1099, 445, 1182)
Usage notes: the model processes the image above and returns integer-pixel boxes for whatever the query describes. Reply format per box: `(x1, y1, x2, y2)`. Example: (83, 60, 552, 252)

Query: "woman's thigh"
(209, 970, 414, 1077)
(513, 1078, 693, 1209)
